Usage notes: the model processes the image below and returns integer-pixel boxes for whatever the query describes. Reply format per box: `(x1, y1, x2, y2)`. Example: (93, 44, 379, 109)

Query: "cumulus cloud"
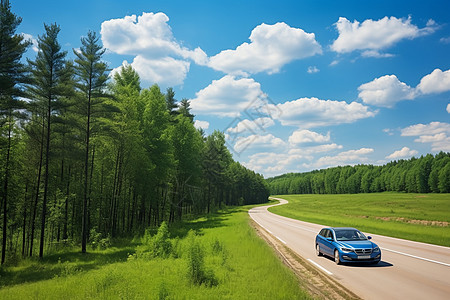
(358, 69, 450, 107)
(416, 69, 450, 94)
(271, 97, 376, 128)
(386, 147, 418, 160)
(447, 103, 450, 113)
(209, 22, 322, 75)
(331, 16, 437, 56)
(190, 75, 267, 117)
(289, 129, 330, 145)
(358, 75, 416, 107)
(101, 12, 207, 86)
(307, 66, 320, 74)
(111, 56, 190, 87)
(234, 134, 285, 153)
(314, 148, 374, 168)
(226, 117, 274, 134)
(194, 120, 209, 130)
(401, 122, 450, 152)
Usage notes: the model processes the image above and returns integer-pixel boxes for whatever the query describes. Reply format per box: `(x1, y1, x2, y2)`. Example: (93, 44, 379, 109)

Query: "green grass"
(269, 193, 450, 247)
(0, 206, 311, 299)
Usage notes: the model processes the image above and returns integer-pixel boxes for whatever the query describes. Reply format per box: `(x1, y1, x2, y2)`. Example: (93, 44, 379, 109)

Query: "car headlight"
(373, 247, 380, 253)
(341, 247, 353, 253)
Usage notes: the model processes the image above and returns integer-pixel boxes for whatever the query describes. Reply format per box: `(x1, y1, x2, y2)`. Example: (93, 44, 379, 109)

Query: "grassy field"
(269, 193, 450, 247)
(0, 205, 310, 299)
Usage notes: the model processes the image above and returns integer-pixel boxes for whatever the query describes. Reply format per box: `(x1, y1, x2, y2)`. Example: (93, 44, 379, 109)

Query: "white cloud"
(22, 33, 38, 52)
(416, 69, 450, 94)
(272, 97, 376, 128)
(361, 50, 394, 58)
(447, 103, 450, 113)
(289, 129, 330, 145)
(233, 134, 285, 153)
(190, 75, 266, 117)
(386, 147, 418, 160)
(314, 148, 374, 168)
(358, 75, 416, 107)
(307, 66, 320, 74)
(209, 22, 322, 75)
(358, 69, 450, 108)
(101, 12, 207, 86)
(131, 56, 190, 87)
(440, 37, 450, 44)
(331, 16, 437, 56)
(101, 12, 207, 64)
(401, 122, 450, 152)
(194, 120, 209, 130)
(226, 117, 274, 134)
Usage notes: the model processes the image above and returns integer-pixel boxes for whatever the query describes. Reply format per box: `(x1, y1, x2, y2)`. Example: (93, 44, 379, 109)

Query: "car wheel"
(334, 250, 341, 265)
(316, 244, 322, 256)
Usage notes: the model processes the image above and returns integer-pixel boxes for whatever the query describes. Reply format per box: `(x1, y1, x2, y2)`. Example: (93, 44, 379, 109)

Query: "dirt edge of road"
(251, 219, 361, 300)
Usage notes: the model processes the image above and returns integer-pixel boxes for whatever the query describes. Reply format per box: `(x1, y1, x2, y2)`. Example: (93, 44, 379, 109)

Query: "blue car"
(315, 227, 381, 265)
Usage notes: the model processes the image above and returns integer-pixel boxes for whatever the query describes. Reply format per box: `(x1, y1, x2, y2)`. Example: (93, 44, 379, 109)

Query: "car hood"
(336, 240, 375, 249)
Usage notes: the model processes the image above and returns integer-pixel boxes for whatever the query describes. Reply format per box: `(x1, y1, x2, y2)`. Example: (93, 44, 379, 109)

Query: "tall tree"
(178, 98, 194, 122)
(0, 0, 30, 264)
(73, 31, 109, 253)
(27, 23, 72, 258)
(165, 87, 178, 117)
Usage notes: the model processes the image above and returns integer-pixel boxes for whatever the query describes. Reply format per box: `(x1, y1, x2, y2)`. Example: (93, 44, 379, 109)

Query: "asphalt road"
(249, 197, 450, 300)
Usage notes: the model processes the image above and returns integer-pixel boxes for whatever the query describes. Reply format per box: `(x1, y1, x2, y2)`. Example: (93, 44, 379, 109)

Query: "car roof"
(330, 227, 359, 230)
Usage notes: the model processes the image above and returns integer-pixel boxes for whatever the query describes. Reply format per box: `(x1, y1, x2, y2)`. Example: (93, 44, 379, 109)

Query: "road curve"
(249, 197, 450, 300)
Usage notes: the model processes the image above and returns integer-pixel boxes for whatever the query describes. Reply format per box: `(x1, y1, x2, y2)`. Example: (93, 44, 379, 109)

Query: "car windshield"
(334, 229, 367, 241)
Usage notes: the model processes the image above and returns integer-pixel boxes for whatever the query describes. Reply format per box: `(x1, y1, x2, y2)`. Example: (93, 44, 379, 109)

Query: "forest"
(268, 152, 450, 195)
(0, 1, 269, 264)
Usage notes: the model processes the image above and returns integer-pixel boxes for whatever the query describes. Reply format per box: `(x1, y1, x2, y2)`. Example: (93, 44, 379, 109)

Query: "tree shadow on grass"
(0, 246, 135, 288)
(0, 206, 246, 288)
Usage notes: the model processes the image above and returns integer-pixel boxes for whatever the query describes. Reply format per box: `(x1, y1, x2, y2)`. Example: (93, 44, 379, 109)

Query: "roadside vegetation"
(0, 206, 310, 299)
(269, 193, 450, 247)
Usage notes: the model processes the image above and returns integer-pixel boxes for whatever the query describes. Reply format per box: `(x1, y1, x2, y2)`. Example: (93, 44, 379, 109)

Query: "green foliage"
(136, 222, 172, 259)
(268, 152, 450, 195)
(185, 230, 217, 287)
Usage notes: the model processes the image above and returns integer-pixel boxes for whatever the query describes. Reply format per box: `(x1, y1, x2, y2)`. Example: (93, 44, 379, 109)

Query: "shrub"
(137, 221, 172, 259)
(186, 230, 217, 287)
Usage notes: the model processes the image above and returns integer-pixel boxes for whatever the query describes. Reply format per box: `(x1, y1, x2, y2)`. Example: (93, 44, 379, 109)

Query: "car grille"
(355, 248, 372, 255)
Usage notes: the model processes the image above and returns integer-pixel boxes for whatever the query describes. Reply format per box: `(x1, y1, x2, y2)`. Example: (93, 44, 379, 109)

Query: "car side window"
(319, 229, 325, 236)
(324, 229, 331, 239)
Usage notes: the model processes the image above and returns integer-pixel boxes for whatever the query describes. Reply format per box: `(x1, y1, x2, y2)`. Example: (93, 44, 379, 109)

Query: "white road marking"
(276, 236, 287, 244)
(308, 259, 333, 275)
(382, 247, 450, 267)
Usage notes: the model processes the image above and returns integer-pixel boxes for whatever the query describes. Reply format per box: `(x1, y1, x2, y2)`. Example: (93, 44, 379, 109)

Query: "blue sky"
(15, 0, 450, 177)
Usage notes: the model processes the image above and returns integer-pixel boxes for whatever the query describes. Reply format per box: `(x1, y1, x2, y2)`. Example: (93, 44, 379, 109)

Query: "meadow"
(0, 205, 311, 299)
(269, 193, 450, 247)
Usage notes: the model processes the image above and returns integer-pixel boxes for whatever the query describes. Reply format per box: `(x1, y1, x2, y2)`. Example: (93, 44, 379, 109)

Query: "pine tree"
(27, 23, 72, 258)
(73, 30, 109, 253)
(0, 0, 30, 264)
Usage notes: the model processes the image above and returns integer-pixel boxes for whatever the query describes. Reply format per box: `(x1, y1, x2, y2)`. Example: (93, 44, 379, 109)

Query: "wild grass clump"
(185, 230, 217, 287)
(134, 221, 172, 259)
(89, 228, 111, 250)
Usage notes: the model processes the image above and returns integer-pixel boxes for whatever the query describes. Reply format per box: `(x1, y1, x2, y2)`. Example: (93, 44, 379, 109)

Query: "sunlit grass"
(269, 193, 450, 246)
(0, 206, 310, 299)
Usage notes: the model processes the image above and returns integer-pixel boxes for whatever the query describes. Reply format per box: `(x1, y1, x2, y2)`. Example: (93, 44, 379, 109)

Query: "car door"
(322, 229, 334, 255)
(318, 229, 332, 255)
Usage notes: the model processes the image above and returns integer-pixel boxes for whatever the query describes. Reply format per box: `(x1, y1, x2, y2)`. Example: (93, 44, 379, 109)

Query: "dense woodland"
(0, 1, 269, 264)
(268, 152, 450, 195)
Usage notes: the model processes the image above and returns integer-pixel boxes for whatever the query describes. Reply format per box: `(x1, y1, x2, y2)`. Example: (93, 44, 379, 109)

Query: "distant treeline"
(267, 152, 450, 195)
(0, 1, 269, 264)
